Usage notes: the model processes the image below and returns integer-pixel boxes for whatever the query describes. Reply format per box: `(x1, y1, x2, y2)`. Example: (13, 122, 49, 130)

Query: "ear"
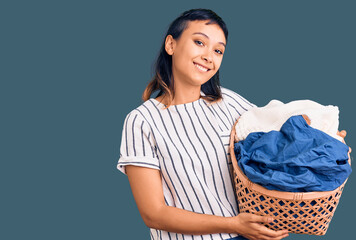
(165, 35, 175, 55)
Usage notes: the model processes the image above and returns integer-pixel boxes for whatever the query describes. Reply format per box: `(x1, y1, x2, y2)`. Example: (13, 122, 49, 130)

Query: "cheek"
(172, 54, 186, 70)
(178, 56, 192, 71)
(212, 58, 223, 72)
(174, 47, 192, 65)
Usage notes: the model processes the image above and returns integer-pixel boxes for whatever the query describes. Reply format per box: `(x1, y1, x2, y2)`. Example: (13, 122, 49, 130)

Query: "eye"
(215, 49, 223, 55)
(194, 40, 204, 46)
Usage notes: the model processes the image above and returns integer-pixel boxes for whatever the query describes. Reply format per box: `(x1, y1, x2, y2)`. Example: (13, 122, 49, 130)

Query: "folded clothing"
(234, 115, 351, 192)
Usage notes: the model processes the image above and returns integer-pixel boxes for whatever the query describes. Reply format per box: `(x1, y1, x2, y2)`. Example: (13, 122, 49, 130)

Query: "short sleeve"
(221, 87, 257, 120)
(117, 111, 160, 175)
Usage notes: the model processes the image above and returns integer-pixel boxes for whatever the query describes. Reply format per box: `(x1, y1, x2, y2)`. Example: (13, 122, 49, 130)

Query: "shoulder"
(220, 86, 256, 109)
(123, 99, 159, 127)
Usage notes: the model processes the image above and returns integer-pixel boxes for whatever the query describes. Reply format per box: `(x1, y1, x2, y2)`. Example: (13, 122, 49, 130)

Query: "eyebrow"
(192, 32, 226, 48)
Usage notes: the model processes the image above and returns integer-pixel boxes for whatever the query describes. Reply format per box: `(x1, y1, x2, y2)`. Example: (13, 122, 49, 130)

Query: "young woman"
(117, 8, 291, 240)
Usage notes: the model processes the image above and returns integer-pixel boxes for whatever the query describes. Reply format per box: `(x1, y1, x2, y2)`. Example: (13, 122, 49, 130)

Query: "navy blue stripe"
(174, 105, 209, 185)
(197, 100, 237, 216)
(138, 105, 187, 209)
(184, 103, 226, 216)
(186, 103, 226, 240)
(149, 101, 201, 212)
(223, 92, 248, 111)
(169, 107, 216, 214)
(155, 229, 159, 240)
(198, 101, 237, 216)
(221, 98, 235, 127)
(210, 103, 229, 131)
(162, 176, 176, 209)
(228, 103, 241, 119)
(141, 121, 145, 156)
(135, 107, 186, 209)
(198, 104, 231, 210)
(169, 106, 218, 240)
(194, 101, 235, 216)
(131, 114, 138, 156)
(119, 161, 160, 168)
(202, 100, 224, 132)
(222, 89, 253, 107)
(216, 102, 233, 130)
(147, 132, 156, 158)
(124, 113, 132, 155)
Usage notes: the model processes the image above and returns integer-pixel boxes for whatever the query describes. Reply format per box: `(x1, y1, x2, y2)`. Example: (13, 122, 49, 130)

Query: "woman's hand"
(337, 130, 352, 159)
(337, 130, 347, 140)
(231, 213, 289, 240)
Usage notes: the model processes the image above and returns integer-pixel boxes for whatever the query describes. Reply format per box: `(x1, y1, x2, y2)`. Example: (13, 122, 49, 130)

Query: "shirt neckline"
(150, 90, 208, 110)
(150, 97, 204, 110)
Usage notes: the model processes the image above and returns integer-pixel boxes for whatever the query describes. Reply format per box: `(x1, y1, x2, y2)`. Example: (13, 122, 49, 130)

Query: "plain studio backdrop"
(1, 0, 355, 239)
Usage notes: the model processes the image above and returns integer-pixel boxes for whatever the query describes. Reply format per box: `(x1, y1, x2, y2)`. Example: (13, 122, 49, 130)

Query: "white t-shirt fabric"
(117, 86, 255, 240)
(234, 99, 342, 142)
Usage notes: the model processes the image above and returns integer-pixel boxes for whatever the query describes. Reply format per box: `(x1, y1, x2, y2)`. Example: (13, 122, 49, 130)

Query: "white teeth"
(194, 63, 208, 72)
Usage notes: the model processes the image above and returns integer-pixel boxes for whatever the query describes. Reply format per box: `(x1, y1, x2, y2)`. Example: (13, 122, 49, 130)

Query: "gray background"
(1, 0, 355, 239)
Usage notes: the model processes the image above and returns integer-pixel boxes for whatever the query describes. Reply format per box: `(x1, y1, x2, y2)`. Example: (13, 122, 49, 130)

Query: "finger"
(273, 233, 290, 240)
(242, 234, 255, 240)
(250, 215, 274, 224)
(258, 227, 289, 238)
(278, 229, 289, 235)
(281, 233, 290, 239)
(337, 130, 347, 138)
(244, 235, 255, 240)
(302, 115, 311, 125)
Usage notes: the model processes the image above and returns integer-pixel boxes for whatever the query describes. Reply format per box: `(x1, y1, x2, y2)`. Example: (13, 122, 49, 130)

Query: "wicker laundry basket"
(229, 116, 350, 235)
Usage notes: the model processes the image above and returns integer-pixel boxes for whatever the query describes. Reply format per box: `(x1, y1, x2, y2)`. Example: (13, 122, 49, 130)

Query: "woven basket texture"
(229, 117, 349, 235)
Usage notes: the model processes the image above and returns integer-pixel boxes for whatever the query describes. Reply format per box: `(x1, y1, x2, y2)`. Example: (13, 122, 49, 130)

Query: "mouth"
(193, 62, 211, 72)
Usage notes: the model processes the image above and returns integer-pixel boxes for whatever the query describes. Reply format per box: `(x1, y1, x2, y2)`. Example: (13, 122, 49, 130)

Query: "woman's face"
(165, 20, 226, 88)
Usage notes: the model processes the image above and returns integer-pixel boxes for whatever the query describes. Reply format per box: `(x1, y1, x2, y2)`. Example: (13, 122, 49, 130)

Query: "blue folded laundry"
(234, 115, 351, 192)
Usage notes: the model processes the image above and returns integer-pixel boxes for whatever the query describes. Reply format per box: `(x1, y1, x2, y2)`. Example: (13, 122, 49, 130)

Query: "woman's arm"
(126, 165, 289, 240)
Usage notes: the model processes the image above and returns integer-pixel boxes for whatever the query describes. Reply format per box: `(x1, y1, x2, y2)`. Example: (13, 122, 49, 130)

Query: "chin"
(191, 75, 213, 84)
(195, 80, 211, 86)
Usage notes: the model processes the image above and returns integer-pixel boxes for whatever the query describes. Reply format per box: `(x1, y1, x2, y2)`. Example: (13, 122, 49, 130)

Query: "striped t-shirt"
(117, 86, 255, 240)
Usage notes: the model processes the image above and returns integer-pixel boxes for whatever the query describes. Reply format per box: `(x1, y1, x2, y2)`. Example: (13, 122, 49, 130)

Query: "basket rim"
(229, 116, 349, 201)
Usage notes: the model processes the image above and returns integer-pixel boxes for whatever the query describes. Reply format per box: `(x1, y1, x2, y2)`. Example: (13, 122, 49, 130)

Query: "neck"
(171, 86, 201, 105)
(156, 86, 202, 106)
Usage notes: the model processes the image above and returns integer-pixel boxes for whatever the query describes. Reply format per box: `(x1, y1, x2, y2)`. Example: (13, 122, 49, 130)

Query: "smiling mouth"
(194, 62, 211, 72)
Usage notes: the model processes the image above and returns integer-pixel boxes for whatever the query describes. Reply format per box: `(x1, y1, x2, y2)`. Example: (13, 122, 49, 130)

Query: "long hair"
(142, 8, 228, 109)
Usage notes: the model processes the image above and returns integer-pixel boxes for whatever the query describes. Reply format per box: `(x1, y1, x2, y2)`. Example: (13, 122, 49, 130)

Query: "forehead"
(182, 20, 226, 44)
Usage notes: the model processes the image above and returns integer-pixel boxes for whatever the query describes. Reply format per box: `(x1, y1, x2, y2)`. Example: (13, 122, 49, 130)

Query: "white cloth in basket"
(234, 99, 343, 142)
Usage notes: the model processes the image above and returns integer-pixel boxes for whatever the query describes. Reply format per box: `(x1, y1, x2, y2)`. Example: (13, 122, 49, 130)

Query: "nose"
(202, 50, 213, 63)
